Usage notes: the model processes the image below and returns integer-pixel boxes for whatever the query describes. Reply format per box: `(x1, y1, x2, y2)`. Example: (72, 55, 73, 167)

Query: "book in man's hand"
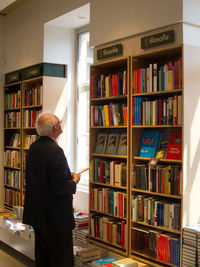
(104, 133, 119, 155)
(95, 132, 108, 154)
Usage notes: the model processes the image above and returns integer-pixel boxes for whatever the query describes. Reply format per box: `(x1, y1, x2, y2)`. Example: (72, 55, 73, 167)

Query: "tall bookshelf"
(4, 81, 22, 209)
(89, 43, 183, 265)
(130, 47, 182, 267)
(3, 63, 66, 210)
(89, 57, 130, 256)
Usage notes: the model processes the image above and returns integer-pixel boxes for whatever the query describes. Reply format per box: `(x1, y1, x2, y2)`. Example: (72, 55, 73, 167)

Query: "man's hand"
(72, 172, 81, 184)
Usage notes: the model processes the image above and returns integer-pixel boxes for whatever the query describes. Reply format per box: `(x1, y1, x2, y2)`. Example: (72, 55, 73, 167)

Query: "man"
(23, 113, 80, 267)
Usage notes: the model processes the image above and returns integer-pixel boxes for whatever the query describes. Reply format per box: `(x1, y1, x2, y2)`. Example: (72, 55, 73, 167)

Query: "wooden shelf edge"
(131, 189, 182, 199)
(90, 209, 127, 220)
(131, 250, 178, 267)
(131, 221, 181, 235)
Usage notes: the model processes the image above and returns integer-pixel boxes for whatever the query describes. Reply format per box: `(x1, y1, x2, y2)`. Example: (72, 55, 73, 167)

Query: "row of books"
(23, 84, 43, 106)
(139, 129, 182, 160)
(5, 91, 21, 109)
(91, 103, 127, 127)
(132, 95, 182, 126)
(95, 132, 127, 156)
(73, 212, 89, 244)
(90, 188, 127, 218)
(5, 188, 21, 206)
(4, 111, 21, 128)
(133, 164, 182, 196)
(4, 150, 20, 168)
(131, 195, 181, 230)
(182, 226, 200, 267)
(131, 226, 180, 266)
(24, 134, 37, 149)
(23, 109, 40, 128)
(133, 58, 182, 93)
(4, 169, 20, 188)
(7, 132, 20, 147)
(90, 159, 127, 187)
(90, 215, 127, 248)
(91, 71, 127, 98)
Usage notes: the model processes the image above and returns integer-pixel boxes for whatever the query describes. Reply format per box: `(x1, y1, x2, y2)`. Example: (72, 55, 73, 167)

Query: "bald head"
(36, 113, 59, 137)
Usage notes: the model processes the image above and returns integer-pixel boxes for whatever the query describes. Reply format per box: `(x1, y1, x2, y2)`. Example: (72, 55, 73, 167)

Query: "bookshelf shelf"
(131, 250, 178, 267)
(132, 188, 182, 199)
(22, 105, 42, 109)
(4, 146, 20, 150)
(90, 209, 127, 220)
(5, 107, 21, 111)
(89, 236, 127, 251)
(91, 182, 127, 190)
(90, 126, 128, 129)
(4, 184, 21, 190)
(4, 128, 21, 130)
(133, 88, 182, 97)
(92, 153, 128, 159)
(133, 156, 182, 163)
(132, 221, 181, 235)
(91, 95, 127, 101)
(132, 125, 182, 128)
(4, 166, 21, 170)
(89, 237, 128, 257)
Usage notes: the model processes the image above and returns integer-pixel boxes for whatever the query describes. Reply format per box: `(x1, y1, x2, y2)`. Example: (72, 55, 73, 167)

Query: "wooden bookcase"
(4, 81, 22, 209)
(130, 47, 182, 267)
(89, 45, 183, 266)
(3, 63, 66, 210)
(89, 57, 130, 256)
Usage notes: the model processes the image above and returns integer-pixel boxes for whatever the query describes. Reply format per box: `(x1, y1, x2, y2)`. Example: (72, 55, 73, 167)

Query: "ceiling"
(0, 0, 90, 29)
(0, 0, 30, 15)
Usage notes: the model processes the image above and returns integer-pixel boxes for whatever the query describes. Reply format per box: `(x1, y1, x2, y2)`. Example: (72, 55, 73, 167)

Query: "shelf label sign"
(141, 30, 175, 49)
(97, 44, 123, 60)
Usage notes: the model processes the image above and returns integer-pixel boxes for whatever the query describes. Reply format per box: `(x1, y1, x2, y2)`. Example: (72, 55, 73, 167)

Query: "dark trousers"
(33, 224, 74, 267)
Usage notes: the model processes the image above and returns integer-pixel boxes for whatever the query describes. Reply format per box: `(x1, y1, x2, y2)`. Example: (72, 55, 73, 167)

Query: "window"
(76, 29, 93, 191)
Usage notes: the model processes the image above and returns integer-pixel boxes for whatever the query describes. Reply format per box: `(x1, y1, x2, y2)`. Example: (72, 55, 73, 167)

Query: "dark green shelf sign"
(141, 30, 175, 49)
(97, 44, 123, 60)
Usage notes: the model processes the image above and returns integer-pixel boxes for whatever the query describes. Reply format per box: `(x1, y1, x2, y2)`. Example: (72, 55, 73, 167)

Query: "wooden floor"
(0, 241, 35, 267)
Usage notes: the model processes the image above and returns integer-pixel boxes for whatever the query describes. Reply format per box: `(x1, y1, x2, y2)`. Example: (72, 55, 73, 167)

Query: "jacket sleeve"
(48, 146, 76, 195)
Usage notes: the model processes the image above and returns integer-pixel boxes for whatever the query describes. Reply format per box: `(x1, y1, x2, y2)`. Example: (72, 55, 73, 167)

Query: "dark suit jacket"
(23, 136, 76, 233)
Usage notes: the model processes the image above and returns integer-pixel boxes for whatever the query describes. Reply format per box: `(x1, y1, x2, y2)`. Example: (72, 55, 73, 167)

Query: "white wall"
(183, 0, 200, 26)
(43, 25, 76, 170)
(182, 23, 200, 227)
(90, 0, 183, 47)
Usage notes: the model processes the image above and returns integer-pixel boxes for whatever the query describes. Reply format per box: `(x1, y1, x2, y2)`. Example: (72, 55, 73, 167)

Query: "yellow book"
(103, 105, 110, 126)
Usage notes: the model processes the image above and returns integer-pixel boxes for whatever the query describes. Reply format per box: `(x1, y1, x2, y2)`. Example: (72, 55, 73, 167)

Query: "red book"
(166, 129, 182, 160)
(137, 68, 142, 93)
(133, 69, 138, 93)
(91, 75, 95, 98)
(120, 220, 125, 247)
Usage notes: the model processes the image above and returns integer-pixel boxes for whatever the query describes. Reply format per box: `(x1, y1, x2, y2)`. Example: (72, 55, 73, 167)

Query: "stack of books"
(73, 212, 89, 244)
(74, 246, 101, 267)
(182, 226, 200, 266)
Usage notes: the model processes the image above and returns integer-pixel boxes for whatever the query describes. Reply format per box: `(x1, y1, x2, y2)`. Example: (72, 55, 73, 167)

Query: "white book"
(149, 64, 153, 92)
(153, 63, 158, 92)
